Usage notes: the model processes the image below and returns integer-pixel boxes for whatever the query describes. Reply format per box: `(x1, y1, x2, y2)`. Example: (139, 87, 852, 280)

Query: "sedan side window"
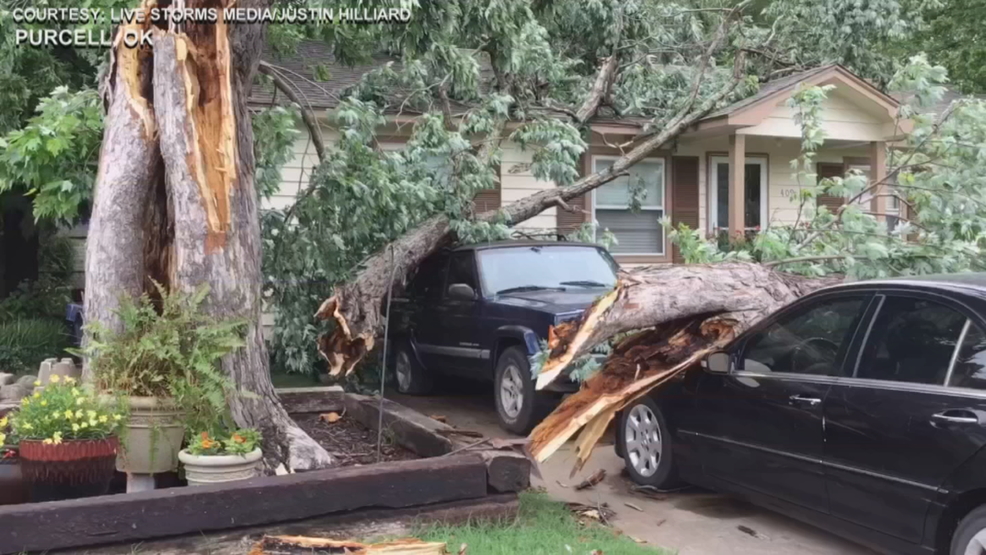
(741, 297, 867, 376)
(947, 323, 986, 390)
(855, 297, 968, 385)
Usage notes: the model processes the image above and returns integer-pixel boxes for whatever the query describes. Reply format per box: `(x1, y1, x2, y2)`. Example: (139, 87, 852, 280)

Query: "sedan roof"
(827, 272, 986, 297)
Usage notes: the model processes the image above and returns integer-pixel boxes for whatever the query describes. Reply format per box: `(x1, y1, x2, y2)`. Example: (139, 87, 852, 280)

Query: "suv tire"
(619, 397, 681, 488)
(494, 346, 552, 434)
(951, 504, 986, 555)
(392, 343, 433, 395)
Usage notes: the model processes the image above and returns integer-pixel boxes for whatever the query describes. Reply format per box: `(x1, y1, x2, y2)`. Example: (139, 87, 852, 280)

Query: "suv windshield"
(476, 246, 618, 296)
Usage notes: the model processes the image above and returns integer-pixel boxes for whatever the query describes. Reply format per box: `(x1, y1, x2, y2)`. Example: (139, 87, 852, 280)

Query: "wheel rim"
(499, 364, 524, 419)
(625, 404, 662, 478)
(965, 529, 986, 555)
(395, 352, 412, 391)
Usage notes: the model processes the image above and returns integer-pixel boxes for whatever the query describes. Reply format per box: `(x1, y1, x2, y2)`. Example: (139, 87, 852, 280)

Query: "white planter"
(179, 448, 262, 486)
(118, 396, 185, 474)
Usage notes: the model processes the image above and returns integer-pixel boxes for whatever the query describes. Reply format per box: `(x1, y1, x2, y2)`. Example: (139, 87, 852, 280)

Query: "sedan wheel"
(625, 403, 662, 478)
(964, 529, 986, 555)
(499, 363, 524, 419)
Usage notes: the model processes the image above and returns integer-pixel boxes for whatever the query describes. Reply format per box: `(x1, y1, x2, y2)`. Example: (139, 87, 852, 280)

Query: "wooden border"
(0, 456, 487, 554)
(277, 386, 346, 414)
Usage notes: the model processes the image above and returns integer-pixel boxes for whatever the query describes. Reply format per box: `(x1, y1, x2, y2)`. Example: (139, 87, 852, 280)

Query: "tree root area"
(293, 414, 418, 467)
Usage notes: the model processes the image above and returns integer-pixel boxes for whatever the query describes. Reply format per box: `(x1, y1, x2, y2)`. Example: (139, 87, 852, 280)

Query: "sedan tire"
(620, 397, 680, 488)
(951, 505, 986, 555)
(494, 346, 553, 435)
(391, 342, 433, 395)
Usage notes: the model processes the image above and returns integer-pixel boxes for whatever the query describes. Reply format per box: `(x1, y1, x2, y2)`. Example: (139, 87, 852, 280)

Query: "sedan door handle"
(931, 411, 980, 425)
(789, 395, 822, 407)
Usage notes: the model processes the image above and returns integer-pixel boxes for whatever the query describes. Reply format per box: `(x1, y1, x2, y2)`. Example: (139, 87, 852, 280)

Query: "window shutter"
(557, 153, 589, 233)
(472, 184, 501, 213)
(816, 163, 845, 212)
(671, 157, 699, 263)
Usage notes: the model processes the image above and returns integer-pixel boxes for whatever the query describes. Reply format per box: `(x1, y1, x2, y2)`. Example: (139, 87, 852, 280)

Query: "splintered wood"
(254, 535, 447, 554)
(529, 316, 738, 474)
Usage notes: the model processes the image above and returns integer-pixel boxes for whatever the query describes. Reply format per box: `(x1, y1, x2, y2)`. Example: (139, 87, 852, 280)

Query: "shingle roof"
(703, 65, 837, 120)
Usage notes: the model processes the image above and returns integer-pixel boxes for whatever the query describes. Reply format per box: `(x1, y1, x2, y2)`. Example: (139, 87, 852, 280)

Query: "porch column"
(869, 140, 887, 221)
(728, 133, 746, 236)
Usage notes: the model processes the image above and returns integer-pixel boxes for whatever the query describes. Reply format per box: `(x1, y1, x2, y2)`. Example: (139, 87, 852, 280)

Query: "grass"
(414, 491, 670, 555)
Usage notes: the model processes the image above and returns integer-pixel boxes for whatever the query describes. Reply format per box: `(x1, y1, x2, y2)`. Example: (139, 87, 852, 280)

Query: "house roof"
(703, 65, 837, 120)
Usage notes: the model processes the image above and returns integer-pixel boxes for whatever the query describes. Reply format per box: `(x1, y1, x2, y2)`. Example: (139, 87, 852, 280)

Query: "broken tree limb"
(257, 535, 447, 554)
(530, 316, 740, 472)
(152, 14, 331, 471)
(574, 55, 620, 124)
(257, 60, 325, 162)
(536, 262, 839, 390)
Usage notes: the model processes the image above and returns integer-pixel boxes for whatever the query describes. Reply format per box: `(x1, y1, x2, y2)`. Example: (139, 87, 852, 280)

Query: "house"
(252, 45, 912, 268)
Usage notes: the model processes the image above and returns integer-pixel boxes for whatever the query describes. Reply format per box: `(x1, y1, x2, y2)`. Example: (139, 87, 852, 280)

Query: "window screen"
(593, 158, 664, 254)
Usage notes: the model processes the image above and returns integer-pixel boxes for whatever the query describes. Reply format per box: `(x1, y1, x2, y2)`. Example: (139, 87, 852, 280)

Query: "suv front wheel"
(494, 346, 553, 434)
(392, 343, 433, 395)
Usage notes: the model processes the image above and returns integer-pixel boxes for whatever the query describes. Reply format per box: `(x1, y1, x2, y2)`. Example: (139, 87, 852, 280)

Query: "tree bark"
(152, 15, 331, 471)
(83, 24, 160, 380)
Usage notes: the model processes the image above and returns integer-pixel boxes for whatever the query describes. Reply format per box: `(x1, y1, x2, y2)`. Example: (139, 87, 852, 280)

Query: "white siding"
(739, 89, 892, 142)
(499, 141, 557, 229)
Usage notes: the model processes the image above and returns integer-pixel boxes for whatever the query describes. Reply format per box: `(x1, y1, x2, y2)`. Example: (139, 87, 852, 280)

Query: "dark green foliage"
(0, 318, 71, 374)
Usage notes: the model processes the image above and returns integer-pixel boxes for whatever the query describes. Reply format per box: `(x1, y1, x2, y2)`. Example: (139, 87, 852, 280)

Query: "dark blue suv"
(389, 241, 619, 433)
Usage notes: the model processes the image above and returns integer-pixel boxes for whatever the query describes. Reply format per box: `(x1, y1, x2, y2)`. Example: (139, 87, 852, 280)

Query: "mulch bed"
(293, 413, 419, 467)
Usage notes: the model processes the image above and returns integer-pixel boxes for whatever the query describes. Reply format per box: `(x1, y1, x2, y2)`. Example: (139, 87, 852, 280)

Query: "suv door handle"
(931, 410, 980, 425)
(788, 395, 822, 407)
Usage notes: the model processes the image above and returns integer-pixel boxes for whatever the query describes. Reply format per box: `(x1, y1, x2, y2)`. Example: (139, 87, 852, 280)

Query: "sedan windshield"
(476, 246, 618, 296)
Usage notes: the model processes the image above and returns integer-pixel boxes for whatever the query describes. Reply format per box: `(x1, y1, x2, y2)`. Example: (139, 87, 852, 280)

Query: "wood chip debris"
(574, 469, 606, 490)
(737, 525, 770, 541)
(430, 415, 447, 423)
(319, 411, 343, 423)
(254, 535, 447, 554)
(567, 502, 616, 526)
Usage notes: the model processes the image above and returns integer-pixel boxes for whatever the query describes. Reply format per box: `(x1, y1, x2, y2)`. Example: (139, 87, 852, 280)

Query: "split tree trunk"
(83, 23, 161, 380)
(528, 262, 841, 473)
(152, 16, 330, 470)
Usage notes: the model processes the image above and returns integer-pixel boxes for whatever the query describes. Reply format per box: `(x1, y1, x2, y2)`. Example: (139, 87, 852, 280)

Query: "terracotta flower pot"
(118, 396, 185, 474)
(19, 437, 118, 502)
(179, 448, 262, 486)
(0, 457, 28, 505)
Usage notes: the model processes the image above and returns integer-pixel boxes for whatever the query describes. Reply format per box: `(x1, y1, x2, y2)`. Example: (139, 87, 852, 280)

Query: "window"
(592, 157, 665, 255)
(741, 297, 867, 376)
(477, 246, 618, 296)
(947, 323, 986, 390)
(446, 252, 478, 293)
(855, 297, 968, 385)
(846, 164, 900, 233)
(407, 253, 447, 300)
(709, 157, 767, 231)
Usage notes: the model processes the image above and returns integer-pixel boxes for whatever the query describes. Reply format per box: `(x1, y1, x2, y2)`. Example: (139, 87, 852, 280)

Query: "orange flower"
(200, 432, 210, 440)
(231, 433, 245, 444)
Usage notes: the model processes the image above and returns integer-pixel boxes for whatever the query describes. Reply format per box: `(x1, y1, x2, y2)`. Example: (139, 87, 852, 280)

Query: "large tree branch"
(574, 55, 619, 124)
(258, 61, 325, 162)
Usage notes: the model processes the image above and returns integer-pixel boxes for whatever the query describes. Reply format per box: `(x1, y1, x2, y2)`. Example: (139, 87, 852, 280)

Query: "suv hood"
(491, 289, 605, 315)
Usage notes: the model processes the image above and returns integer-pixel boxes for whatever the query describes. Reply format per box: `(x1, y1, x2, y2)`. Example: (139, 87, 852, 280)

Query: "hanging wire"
(377, 244, 400, 462)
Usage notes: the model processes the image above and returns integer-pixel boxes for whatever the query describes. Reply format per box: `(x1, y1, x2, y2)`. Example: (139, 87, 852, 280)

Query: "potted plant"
(77, 284, 245, 477)
(0, 416, 28, 505)
(179, 428, 262, 486)
(9, 375, 124, 501)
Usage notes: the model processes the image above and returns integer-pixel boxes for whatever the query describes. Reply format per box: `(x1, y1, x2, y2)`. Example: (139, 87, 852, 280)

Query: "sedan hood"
(492, 289, 605, 315)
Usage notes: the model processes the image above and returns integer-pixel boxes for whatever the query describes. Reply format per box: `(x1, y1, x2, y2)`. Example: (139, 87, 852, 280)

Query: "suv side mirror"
(448, 283, 477, 301)
(703, 351, 732, 374)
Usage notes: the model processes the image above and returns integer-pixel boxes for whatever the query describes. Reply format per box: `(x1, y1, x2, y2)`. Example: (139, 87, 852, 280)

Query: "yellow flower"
(49, 374, 60, 384)
(71, 387, 80, 397)
(64, 376, 76, 384)
(64, 410, 74, 419)
(40, 400, 47, 406)
(0, 417, 7, 428)
(72, 423, 80, 432)
(20, 423, 32, 430)
(75, 396, 85, 406)
(75, 410, 83, 419)
(99, 415, 108, 423)
(20, 398, 29, 406)
(113, 414, 122, 421)
(43, 438, 53, 445)
(33, 380, 40, 387)
(0, 432, 6, 445)
(86, 410, 96, 419)
(32, 392, 39, 398)
(52, 432, 62, 445)
(80, 422, 88, 429)
(88, 419, 97, 427)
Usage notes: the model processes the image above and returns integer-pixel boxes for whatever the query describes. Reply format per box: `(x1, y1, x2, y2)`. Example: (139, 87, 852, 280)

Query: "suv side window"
(446, 252, 478, 294)
(855, 296, 968, 385)
(408, 254, 448, 301)
(741, 296, 867, 377)
(947, 323, 986, 390)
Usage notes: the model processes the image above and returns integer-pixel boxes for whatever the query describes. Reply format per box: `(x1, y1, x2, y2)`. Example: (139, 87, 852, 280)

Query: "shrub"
(0, 318, 71, 374)
(9, 375, 124, 443)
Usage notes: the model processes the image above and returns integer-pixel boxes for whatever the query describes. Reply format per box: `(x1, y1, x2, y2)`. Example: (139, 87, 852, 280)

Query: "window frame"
(590, 155, 669, 256)
(708, 156, 768, 233)
(443, 250, 482, 299)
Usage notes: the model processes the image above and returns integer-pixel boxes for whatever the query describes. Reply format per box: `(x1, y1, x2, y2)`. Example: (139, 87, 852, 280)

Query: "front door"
(687, 293, 872, 511)
(824, 292, 986, 543)
(709, 156, 767, 232)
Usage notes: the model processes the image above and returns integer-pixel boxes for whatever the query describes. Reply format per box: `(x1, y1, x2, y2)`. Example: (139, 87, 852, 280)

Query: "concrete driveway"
(388, 386, 878, 555)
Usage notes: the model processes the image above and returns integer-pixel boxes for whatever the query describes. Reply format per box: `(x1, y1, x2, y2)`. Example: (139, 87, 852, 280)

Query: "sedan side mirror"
(448, 283, 477, 301)
(703, 351, 732, 374)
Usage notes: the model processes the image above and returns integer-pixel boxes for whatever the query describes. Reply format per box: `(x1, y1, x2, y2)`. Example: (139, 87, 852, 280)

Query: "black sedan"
(616, 273, 986, 555)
